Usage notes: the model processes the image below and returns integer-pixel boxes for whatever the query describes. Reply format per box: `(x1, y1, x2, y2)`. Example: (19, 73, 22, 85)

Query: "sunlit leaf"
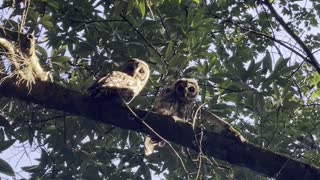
(41, 14, 54, 29)
(193, 0, 200, 4)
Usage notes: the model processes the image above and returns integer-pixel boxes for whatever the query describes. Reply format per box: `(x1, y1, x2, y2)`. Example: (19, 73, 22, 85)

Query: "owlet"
(144, 78, 199, 156)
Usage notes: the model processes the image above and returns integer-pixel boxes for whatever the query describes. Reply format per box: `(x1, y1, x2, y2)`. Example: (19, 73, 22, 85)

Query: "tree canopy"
(0, 0, 320, 179)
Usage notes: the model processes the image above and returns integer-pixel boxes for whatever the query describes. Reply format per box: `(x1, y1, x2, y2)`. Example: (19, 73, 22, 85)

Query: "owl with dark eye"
(144, 78, 199, 156)
(88, 58, 150, 103)
(153, 78, 199, 120)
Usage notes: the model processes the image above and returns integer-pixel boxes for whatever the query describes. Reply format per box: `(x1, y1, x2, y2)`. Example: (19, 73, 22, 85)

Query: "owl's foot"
(144, 136, 157, 156)
(172, 115, 184, 122)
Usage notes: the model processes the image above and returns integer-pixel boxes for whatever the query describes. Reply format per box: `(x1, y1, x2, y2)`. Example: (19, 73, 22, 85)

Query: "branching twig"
(69, 19, 125, 24)
(123, 102, 190, 180)
(119, 14, 168, 66)
(262, 0, 320, 74)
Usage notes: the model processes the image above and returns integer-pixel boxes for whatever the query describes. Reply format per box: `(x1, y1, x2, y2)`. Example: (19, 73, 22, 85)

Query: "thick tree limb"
(0, 75, 319, 179)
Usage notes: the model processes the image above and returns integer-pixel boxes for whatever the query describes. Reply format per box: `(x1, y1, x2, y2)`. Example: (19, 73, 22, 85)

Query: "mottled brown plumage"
(153, 78, 199, 120)
(88, 58, 150, 103)
(144, 78, 199, 156)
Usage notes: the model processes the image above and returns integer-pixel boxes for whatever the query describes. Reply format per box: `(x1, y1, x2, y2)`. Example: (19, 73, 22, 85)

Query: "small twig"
(19, 0, 30, 33)
(192, 103, 206, 130)
(123, 100, 190, 180)
(287, 61, 304, 80)
(195, 129, 204, 180)
(157, 10, 170, 39)
(237, 26, 306, 62)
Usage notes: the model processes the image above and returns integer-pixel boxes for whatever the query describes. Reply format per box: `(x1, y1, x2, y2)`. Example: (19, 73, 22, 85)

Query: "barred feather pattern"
(144, 78, 199, 156)
(88, 58, 150, 103)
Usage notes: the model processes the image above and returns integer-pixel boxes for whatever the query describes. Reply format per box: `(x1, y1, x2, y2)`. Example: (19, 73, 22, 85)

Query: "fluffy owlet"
(144, 78, 199, 156)
(88, 58, 150, 103)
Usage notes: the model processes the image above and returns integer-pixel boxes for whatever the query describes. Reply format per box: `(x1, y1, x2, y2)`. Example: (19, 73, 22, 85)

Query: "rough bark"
(0, 74, 319, 180)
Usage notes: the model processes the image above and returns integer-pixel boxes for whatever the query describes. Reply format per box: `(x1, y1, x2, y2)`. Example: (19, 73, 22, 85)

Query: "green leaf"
(55, 45, 68, 56)
(46, 1, 60, 10)
(41, 14, 54, 29)
(165, 41, 174, 61)
(274, 57, 289, 73)
(193, 0, 200, 4)
(136, 0, 145, 17)
(53, 56, 70, 63)
(36, 45, 48, 61)
(168, 54, 187, 69)
(0, 116, 9, 128)
(247, 59, 255, 74)
(311, 89, 320, 100)
(21, 165, 38, 173)
(126, 0, 135, 15)
(0, 139, 16, 152)
(0, 158, 14, 176)
(312, 73, 320, 87)
(262, 50, 272, 73)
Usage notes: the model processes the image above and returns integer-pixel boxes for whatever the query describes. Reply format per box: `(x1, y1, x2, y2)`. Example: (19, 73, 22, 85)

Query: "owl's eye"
(139, 68, 145, 74)
(188, 86, 195, 93)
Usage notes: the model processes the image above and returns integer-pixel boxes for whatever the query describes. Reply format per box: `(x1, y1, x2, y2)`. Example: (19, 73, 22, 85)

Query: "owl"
(88, 58, 150, 103)
(144, 78, 199, 156)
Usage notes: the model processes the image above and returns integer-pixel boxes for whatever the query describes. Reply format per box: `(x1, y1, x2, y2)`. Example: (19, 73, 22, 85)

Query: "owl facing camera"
(144, 78, 199, 156)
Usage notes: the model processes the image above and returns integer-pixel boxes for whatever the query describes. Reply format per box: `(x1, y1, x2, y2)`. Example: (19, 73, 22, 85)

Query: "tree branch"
(262, 0, 320, 74)
(0, 75, 319, 179)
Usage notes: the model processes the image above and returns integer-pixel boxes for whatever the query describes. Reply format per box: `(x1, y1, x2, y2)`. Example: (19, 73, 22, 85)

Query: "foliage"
(0, 0, 320, 179)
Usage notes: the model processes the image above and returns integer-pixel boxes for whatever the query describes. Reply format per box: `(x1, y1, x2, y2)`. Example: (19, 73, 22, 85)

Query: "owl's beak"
(183, 89, 188, 97)
(133, 71, 138, 79)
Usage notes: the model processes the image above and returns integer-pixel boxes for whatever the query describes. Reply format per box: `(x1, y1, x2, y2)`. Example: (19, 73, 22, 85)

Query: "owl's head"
(122, 58, 150, 83)
(173, 78, 199, 102)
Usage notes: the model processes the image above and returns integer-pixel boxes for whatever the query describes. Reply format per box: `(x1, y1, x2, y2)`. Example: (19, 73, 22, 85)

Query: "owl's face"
(122, 58, 150, 83)
(173, 78, 199, 102)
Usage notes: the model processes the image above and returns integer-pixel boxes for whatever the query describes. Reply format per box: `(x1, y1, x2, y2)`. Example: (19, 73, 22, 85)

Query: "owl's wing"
(88, 71, 139, 101)
(153, 88, 172, 109)
(99, 71, 138, 89)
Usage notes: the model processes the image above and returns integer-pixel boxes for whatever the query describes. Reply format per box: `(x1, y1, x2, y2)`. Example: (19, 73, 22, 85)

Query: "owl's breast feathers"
(153, 88, 186, 119)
